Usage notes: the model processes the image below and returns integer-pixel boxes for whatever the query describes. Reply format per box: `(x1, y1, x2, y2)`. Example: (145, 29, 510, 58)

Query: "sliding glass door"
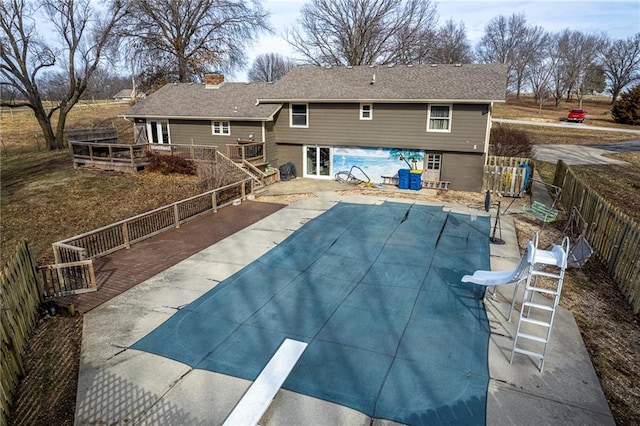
(304, 146, 332, 178)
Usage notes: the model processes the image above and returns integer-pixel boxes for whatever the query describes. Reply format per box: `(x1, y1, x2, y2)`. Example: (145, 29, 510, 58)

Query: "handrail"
(51, 178, 254, 261)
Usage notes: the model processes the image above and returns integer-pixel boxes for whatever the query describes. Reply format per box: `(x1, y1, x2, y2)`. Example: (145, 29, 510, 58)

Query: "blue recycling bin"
(398, 169, 410, 189)
(409, 169, 423, 191)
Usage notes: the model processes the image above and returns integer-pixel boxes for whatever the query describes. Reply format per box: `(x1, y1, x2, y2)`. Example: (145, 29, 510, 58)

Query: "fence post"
(122, 222, 131, 249)
(241, 180, 246, 199)
(174, 204, 180, 228)
(212, 191, 218, 213)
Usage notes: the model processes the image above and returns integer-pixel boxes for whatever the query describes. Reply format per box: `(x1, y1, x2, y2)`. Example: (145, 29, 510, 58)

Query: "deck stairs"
(510, 234, 570, 372)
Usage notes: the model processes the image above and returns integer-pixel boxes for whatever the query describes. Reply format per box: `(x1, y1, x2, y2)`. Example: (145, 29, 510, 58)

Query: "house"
(122, 65, 508, 192)
(113, 88, 145, 101)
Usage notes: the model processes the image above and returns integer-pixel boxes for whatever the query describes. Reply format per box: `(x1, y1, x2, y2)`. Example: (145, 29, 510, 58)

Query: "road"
(492, 118, 640, 135)
(532, 143, 640, 165)
(491, 118, 640, 165)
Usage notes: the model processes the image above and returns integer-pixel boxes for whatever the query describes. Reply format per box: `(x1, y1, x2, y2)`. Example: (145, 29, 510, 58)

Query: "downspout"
(483, 103, 493, 164)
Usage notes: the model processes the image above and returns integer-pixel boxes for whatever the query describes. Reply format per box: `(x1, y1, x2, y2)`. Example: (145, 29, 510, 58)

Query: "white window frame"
(360, 103, 373, 120)
(212, 121, 230, 135)
(427, 104, 452, 133)
(290, 103, 309, 128)
(303, 145, 333, 179)
(146, 119, 171, 144)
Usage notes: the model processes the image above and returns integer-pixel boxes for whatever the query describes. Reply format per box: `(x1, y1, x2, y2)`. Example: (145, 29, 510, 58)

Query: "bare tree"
(286, 0, 438, 66)
(601, 33, 640, 104)
(511, 25, 548, 98)
(122, 0, 271, 83)
(247, 53, 296, 83)
(431, 20, 473, 64)
(476, 13, 545, 98)
(556, 30, 605, 102)
(0, 0, 129, 150)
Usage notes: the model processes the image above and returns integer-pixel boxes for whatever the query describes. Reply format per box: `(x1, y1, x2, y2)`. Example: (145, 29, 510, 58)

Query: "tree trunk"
(55, 107, 71, 150)
(610, 89, 619, 105)
(31, 106, 57, 150)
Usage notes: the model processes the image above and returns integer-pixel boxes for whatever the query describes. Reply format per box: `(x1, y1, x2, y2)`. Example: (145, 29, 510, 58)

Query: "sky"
(238, 0, 640, 81)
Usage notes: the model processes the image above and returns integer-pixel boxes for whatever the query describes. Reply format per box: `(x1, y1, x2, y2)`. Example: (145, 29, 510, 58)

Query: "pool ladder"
(510, 234, 570, 373)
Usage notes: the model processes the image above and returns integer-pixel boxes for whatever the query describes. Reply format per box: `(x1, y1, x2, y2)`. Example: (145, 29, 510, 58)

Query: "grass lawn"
(1, 97, 639, 425)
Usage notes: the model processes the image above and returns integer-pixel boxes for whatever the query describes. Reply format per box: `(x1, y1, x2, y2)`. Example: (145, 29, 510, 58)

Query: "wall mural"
(333, 147, 424, 184)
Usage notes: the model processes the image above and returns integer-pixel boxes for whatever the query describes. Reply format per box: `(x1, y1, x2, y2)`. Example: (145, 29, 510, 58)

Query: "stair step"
(512, 347, 544, 359)
(526, 286, 558, 296)
(520, 317, 552, 328)
(516, 332, 548, 343)
(531, 270, 562, 279)
(523, 302, 554, 311)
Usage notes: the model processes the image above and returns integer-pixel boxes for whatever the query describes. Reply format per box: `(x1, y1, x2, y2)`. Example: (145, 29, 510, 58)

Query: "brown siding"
(440, 152, 486, 192)
(169, 119, 262, 146)
(276, 144, 303, 176)
(265, 115, 278, 166)
(272, 103, 488, 153)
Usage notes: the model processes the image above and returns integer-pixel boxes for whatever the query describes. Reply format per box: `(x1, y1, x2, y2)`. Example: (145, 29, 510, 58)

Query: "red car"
(567, 108, 586, 123)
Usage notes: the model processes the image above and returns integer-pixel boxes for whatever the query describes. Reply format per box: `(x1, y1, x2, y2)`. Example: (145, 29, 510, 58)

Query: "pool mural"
(333, 147, 424, 184)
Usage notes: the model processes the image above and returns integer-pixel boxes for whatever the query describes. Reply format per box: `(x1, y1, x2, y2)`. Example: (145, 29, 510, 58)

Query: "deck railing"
(70, 141, 148, 169)
(149, 143, 218, 160)
(51, 179, 254, 264)
(226, 141, 265, 164)
(38, 261, 97, 298)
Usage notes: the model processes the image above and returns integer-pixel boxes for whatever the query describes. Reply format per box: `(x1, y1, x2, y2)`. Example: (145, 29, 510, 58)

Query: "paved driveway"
(533, 139, 640, 165)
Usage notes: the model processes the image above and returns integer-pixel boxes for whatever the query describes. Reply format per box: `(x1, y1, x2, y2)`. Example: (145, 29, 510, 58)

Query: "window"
(147, 120, 170, 144)
(212, 121, 230, 135)
(427, 105, 451, 132)
(360, 103, 372, 120)
(290, 103, 308, 127)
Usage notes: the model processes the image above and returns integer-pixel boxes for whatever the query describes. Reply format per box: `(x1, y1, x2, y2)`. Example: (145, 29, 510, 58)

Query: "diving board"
(223, 338, 308, 426)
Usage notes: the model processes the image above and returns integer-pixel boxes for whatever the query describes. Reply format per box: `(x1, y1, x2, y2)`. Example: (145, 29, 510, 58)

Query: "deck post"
(212, 191, 218, 213)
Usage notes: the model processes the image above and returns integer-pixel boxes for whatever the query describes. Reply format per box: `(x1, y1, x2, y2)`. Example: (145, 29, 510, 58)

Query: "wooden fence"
(51, 179, 254, 265)
(554, 160, 640, 313)
(483, 156, 533, 196)
(1, 241, 42, 425)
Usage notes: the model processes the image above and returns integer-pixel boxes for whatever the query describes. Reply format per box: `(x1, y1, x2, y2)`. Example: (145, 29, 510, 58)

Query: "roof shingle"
(260, 63, 508, 102)
(123, 64, 507, 119)
(123, 82, 282, 120)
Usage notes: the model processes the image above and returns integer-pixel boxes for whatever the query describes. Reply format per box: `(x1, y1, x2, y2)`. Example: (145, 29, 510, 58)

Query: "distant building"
(113, 89, 145, 101)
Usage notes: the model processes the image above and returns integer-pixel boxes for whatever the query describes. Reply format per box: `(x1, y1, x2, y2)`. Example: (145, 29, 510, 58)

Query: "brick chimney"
(204, 73, 224, 88)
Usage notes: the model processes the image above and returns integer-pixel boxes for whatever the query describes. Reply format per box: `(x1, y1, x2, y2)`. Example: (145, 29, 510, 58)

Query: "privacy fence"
(483, 156, 533, 197)
(554, 160, 640, 313)
(1, 241, 42, 425)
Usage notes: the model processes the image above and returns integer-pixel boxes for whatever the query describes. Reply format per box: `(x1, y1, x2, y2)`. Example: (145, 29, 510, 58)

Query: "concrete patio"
(74, 187, 614, 425)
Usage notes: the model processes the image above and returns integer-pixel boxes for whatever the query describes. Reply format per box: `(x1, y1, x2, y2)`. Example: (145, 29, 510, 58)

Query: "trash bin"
(409, 169, 422, 191)
(398, 169, 410, 189)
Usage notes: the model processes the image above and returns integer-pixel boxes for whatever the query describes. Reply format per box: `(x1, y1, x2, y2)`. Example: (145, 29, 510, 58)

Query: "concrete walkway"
(75, 183, 614, 425)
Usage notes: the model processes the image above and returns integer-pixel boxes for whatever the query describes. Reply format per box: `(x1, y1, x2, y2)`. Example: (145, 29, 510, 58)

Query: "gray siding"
(440, 152, 486, 192)
(272, 103, 488, 153)
(169, 119, 262, 146)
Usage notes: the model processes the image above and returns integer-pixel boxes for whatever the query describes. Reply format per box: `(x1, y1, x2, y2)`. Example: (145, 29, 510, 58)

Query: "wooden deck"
(52, 201, 285, 313)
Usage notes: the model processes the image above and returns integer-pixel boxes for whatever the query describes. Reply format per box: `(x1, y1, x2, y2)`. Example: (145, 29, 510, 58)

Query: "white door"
(424, 154, 442, 181)
(304, 146, 332, 178)
(147, 120, 170, 144)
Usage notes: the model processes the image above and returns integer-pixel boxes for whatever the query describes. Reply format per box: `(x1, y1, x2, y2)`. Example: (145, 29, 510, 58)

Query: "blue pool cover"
(132, 201, 492, 425)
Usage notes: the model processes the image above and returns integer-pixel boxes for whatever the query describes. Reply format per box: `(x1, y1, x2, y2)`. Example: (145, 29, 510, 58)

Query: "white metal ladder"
(510, 233, 570, 373)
